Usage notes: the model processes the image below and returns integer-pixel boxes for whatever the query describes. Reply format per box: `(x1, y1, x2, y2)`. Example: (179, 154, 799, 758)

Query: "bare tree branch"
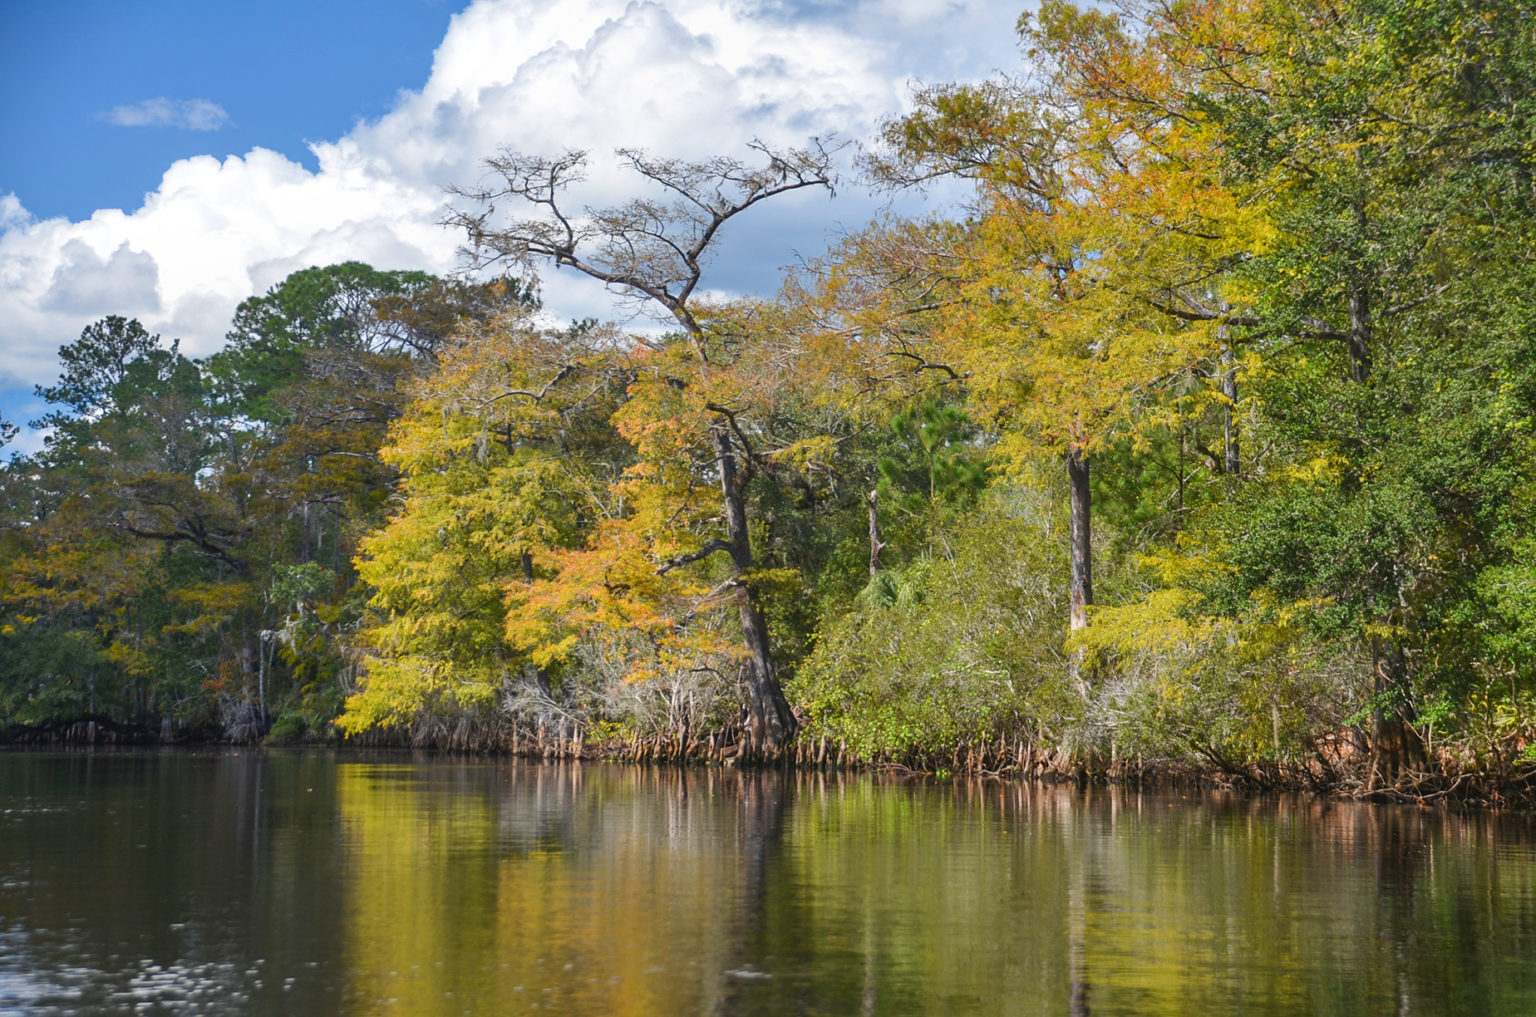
(886, 348, 963, 380)
(446, 140, 841, 352)
(657, 539, 734, 575)
(477, 362, 579, 409)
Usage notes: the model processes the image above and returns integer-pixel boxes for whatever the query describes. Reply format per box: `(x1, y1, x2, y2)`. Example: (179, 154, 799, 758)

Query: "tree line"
(4, 0, 1535, 796)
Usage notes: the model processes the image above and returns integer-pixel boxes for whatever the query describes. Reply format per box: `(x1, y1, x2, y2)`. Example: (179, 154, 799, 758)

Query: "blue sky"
(1, 0, 1025, 455)
(0, 1, 460, 222)
(1, 0, 466, 447)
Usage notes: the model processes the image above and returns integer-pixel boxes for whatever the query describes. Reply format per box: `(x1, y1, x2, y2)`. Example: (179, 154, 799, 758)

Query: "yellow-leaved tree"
(339, 307, 630, 738)
(872, 0, 1273, 690)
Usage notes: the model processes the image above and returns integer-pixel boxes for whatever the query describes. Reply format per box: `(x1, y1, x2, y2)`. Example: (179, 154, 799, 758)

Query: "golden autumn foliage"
(9, 0, 1536, 784)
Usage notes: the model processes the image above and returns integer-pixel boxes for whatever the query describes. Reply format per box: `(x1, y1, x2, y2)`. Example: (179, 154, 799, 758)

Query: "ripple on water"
(0, 925, 77, 1013)
(114, 957, 253, 1012)
(0, 925, 263, 1017)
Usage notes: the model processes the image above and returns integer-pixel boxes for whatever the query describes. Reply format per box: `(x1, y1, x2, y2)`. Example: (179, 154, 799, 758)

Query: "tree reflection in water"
(2, 754, 1535, 1016)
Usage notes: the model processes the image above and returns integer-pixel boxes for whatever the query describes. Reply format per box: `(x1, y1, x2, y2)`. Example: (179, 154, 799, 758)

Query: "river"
(0, 750, 1533, 1015)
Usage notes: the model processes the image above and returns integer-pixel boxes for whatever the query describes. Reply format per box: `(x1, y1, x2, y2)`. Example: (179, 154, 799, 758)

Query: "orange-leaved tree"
(445, 143, 839, 759)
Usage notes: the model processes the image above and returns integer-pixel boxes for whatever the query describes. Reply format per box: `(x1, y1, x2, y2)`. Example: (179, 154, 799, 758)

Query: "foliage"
(6, 0, 1536, 782)
(339, 309, 630, 732)
(793, 488, 1080, 760)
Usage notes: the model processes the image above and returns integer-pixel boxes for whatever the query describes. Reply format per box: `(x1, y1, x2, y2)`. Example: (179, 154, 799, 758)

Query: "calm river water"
(0, 751, 1533, 1016)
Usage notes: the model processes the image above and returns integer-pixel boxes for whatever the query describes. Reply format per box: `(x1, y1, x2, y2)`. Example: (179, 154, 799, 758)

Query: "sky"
(0, 0, 1028, 453)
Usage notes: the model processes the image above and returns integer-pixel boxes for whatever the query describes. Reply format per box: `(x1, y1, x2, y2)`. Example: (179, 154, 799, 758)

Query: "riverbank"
(7, 713, 1535, 811)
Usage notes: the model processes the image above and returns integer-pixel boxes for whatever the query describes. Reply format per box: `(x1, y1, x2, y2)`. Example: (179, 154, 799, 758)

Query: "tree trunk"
(1067, 447, 1093, 693)
(1344, 261, 1422, 789)
(1367, 641, 1423, 790)
(523, 550, 555, 699)
(711, 425, 797, 760)
(1345, 188, 1374, 384)
(1067, 448, 1093, 633)
(1221, 341, 1240, 486)
(1347, 281, 1373, 384)
(866, 488, 885, 576)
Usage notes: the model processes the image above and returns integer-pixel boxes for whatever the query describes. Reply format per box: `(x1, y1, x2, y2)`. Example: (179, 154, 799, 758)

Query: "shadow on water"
(702, 769, 787, 1016)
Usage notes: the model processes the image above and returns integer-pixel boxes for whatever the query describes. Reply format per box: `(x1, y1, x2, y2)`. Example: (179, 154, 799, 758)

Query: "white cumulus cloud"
(1, 0, 1024, 391)
(104, 98, 231, 131)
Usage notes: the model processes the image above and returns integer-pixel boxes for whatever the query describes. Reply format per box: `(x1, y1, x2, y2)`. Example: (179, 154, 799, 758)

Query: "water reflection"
(0, 751, 350, 1015)
(2, 754, 1534, 1016)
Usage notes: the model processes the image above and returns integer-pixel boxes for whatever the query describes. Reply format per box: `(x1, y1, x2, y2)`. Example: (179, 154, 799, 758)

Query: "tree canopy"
(5, 0, 1536, 796)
